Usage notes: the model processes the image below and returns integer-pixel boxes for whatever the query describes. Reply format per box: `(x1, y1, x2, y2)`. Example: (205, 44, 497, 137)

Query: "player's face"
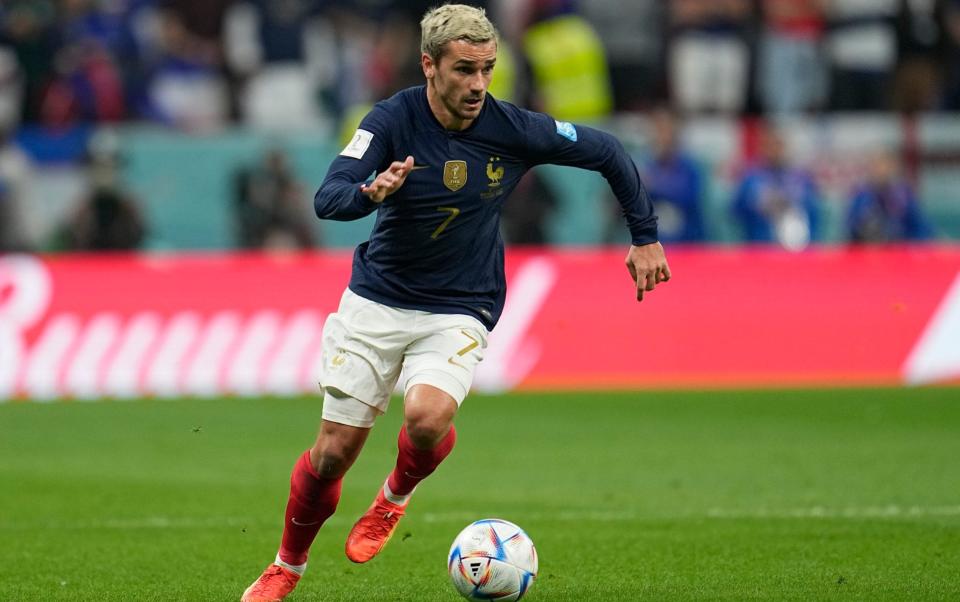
(423, 39, 497, 130)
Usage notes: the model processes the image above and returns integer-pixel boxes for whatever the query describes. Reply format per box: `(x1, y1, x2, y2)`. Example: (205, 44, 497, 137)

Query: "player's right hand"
(361, 156, 414, 203)
(625, 242, 671, 302)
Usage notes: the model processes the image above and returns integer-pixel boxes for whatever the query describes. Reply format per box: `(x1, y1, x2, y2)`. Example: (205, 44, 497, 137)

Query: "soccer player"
(241, 5, 670, 601)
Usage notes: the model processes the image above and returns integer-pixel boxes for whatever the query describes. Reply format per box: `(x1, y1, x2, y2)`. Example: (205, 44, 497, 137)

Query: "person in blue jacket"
(642, 108, 705, 243)
(847, 149, 933, 243)
(732, 124, 821, 250)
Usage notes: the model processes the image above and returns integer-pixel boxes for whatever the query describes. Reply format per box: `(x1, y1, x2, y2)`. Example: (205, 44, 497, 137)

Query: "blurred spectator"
(39, 40, 127, 127)
(521, 1, 613, 121)
(580, 0, 667, 112)
(824, 0, 899, 111)
(668, 0, 753, 115)
(0, 47, 24, 141)
(639, 109, 705, 243)
(158, 0, 233, 108)
(0, 49, 33, 252)
(732, 124, 821, 250)
(224, 0, 334, 129)
(892, 0, 952, 113)
(486, 39, 520, 103)
(0, 132, 33, 253)
(233, 148, 315, 250)
(365, 10, 422, 101)
(602, 111, 704, 244)
(500, 169, 557, 246)
(2, 0, 59, 123)
(141, 8, 228, 131)
(162, 0, 232, 53)
(757, 0, 827, 115)
(948, 0, 960, 108)
(58, 131, 148, 251)
(57, 0, 146, 78)
(846, 149, 933, 242)
(0, 179, 18, 251)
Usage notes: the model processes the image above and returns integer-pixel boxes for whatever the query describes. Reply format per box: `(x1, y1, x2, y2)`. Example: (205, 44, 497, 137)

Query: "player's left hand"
(361, 156, 414, 203)
(625, 242, 671, 302)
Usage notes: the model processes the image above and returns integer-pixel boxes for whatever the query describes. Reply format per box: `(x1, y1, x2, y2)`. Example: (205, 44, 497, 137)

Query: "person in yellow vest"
(520, 2, 613, 122)
(487, 38, 518, 102)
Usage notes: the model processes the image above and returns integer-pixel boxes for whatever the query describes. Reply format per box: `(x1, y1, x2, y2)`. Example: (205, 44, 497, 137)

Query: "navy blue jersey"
(315, 86, 658, 330)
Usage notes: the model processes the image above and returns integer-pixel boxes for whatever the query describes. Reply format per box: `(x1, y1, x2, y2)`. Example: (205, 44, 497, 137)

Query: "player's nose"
(468, 73, 486, 93)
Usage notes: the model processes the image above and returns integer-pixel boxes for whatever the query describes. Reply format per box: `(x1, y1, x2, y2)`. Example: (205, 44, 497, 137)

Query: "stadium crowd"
(0, 0, 955, 252)
(2, 0, 960, 128)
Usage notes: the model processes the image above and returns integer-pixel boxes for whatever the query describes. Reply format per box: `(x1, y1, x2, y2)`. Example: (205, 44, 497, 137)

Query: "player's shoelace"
(250, 566, 295, 595)
(363, 507, 402, 538)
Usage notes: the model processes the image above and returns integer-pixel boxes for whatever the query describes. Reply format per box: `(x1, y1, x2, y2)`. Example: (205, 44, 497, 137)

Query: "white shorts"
(319, 288, 489, 428)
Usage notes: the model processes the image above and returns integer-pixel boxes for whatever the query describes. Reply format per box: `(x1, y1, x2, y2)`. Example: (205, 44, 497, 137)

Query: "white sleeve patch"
(340, 129, 374, 159)
(555, 120, 578, 142)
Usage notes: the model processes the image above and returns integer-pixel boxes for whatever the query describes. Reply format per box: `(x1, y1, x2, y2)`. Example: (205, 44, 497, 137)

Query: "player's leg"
(395, 319, 487, 503)
(345, 319, 487, 563)
(386, 384, 458, 503)
(244, 289, 407, 597)
(242, 392, 381, 602)
(280, 415, 373, 568)
(344, 384, 458, 564)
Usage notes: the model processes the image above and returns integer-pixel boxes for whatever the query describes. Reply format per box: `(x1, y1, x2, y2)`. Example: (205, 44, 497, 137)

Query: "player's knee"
(313, 450, 351, 479)
(405, 414, 453, 449)
(404, 384, 458, 448)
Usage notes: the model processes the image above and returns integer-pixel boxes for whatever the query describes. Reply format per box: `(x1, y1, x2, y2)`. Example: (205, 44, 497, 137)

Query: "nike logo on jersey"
(410, 165, 430, 171)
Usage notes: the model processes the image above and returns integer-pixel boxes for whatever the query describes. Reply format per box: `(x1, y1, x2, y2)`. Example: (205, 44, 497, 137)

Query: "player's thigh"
(402, 315, 488, 406)
(321, 388, 383, 430)
(319, 289, 410, 414)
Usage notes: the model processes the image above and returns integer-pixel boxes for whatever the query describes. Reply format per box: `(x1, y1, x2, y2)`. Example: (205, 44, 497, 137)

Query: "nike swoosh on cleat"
(291, 517, 319, 526)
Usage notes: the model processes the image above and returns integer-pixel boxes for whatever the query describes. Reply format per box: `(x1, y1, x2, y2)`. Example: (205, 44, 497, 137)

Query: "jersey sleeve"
(520, 111, 658, 245)
(313, 104, 393, 221)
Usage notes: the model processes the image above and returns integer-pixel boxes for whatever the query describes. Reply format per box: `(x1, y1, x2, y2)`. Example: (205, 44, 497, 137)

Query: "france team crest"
(555, 120, 578, 142)
(444, 160, 468, 191)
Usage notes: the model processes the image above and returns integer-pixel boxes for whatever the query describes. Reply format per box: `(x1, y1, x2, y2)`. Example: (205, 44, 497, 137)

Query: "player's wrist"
(357, 186, 383, 208)
(630, 236, 659, 247)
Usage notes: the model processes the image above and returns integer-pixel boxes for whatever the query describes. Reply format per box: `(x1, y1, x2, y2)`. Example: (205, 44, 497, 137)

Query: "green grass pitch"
(1, 388, 958, 601)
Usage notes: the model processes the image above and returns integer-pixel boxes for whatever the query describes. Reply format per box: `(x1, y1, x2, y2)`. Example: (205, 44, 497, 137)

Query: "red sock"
(386, 425, 457, 497)
(278, 450, 342, 566)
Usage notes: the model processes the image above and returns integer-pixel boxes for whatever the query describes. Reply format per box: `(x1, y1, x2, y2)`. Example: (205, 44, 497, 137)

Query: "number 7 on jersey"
(431, 207, 461, 239)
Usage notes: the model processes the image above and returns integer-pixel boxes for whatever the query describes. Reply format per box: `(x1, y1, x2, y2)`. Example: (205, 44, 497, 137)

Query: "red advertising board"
(1, 246, 958, 401)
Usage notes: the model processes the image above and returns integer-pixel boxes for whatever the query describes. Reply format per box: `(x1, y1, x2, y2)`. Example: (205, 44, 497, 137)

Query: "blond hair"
(420, 4, 498, 60)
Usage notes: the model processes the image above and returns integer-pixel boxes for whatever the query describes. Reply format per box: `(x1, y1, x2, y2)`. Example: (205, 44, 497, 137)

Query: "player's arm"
(314, 106, 410, 221)
(522, 113, 670, 301)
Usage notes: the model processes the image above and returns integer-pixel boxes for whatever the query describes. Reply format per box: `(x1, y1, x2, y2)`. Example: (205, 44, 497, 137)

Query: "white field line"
(704, 504, 960, 519)
(2, 506, 959, 531)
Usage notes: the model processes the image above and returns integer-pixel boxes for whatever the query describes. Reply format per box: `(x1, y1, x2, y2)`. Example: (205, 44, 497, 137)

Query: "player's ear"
(422, 53, 435, 78)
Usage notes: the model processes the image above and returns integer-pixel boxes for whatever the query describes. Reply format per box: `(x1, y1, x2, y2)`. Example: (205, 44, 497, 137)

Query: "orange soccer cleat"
(344, 489, 408, 563)
(241, 564, 301, 602)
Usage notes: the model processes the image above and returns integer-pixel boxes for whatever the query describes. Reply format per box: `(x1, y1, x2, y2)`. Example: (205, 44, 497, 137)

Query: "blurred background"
(1, 0, 960, 401)
(2, 5, 959, 599)
(0, 0, 958, 253)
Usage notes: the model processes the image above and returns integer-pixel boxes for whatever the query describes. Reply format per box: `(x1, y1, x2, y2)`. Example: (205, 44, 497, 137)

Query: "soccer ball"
(447, 518, 538, 601)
